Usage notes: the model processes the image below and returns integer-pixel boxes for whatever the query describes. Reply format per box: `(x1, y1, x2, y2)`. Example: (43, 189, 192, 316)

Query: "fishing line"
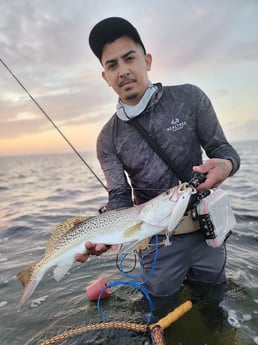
(118, 252, 144, 278)
(115, 251, 138, 274)
(0, 59, 179, 195)
(0, 58, 107, 191)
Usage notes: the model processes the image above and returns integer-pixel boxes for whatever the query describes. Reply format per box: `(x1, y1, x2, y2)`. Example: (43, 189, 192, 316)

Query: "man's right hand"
(75, 242, 118, 263)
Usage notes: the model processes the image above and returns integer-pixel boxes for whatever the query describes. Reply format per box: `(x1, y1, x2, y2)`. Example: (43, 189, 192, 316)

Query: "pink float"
(86, 277, 111, 301)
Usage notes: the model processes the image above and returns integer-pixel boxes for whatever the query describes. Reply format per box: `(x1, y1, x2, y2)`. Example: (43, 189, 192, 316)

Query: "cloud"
(143, 1, 258, 73)
(0, 0, 94, 67)
(0, 0, 257, 148)
(224, 119, 258, 142)
(2, 0, 257, 71)
(0, 80, 115, 139)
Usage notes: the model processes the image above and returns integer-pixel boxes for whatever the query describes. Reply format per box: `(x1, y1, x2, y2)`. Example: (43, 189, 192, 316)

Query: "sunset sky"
(1, 0, 257, 157)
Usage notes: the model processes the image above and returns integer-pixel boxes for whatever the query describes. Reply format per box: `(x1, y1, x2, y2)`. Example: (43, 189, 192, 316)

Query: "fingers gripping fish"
(17, 183, 193, 307)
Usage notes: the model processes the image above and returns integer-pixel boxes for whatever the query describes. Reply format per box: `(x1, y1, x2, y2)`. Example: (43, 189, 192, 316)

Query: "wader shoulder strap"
(130, 118, 187, 181)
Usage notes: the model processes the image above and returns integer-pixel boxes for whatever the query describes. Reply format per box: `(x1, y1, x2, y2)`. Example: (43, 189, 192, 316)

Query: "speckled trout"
(17, 183, 193, 307)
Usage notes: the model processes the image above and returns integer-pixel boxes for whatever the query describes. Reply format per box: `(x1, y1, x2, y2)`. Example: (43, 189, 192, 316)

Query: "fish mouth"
(169, 183, 193, 202)
(178, 182, 188, 191)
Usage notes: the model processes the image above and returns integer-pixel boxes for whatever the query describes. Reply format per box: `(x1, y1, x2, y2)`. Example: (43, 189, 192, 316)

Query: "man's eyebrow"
(104, 50, 137, 66)
(121, 50, 136, 59)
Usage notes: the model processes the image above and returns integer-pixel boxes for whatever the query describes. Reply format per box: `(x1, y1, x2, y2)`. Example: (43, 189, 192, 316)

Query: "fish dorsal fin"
(45, 216, 91, 255)
(123, 222, 142, 237)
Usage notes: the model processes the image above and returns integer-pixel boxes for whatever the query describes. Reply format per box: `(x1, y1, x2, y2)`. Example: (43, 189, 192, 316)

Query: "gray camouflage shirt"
(97, 83, 240, 210)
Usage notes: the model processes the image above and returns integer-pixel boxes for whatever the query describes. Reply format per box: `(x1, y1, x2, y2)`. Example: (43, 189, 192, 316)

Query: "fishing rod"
(0, 58, 107, 191)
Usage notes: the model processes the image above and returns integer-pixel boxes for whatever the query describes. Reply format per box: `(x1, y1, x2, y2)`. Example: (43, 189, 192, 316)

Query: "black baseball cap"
(89, 17, 146, 62)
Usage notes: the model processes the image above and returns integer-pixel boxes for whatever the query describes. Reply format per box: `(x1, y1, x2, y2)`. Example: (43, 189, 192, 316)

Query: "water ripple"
(0, 144, 258, 345)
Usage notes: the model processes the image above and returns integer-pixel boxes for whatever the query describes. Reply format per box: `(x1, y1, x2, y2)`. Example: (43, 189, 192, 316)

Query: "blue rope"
(97, 234, 159, 324)
(118, 252, 145, 279)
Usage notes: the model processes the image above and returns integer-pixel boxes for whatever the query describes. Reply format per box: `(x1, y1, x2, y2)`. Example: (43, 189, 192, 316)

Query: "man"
(76, 17, 240, 297)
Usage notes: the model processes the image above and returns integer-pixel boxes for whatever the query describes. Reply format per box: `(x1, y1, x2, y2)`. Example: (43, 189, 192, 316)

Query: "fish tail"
(17, 264, 35, 288)
(16, 262, 42, 308)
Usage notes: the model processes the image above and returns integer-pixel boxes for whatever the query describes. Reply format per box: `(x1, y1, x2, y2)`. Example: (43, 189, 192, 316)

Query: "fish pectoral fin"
(123, 222, 143, 237)
(53, 261, 73, 281)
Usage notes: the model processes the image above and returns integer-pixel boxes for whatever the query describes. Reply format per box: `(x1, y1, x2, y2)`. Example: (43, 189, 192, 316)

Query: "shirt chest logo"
(166, 117, 187, 132)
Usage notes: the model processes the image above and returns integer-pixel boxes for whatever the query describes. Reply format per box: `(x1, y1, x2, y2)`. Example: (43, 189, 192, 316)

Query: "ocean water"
(0, 140, 257, 345)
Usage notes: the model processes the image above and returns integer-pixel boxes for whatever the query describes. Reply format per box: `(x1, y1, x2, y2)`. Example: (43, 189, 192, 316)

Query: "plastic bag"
(197, 188, 236, 248)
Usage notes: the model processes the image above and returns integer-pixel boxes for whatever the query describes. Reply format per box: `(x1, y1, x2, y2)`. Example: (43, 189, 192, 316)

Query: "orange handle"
(150, 300, 192, 330)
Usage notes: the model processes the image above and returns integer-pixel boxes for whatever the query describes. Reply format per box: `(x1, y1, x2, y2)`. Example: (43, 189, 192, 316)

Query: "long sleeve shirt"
(97, 83, 240, 210)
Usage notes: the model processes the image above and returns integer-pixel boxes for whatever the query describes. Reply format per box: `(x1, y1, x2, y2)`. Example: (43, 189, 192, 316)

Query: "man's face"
(101, 36, 152, 105)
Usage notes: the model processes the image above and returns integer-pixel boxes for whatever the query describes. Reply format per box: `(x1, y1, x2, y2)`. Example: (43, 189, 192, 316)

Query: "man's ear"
(145, 53, 152, 71)
(102, 71, 110, 86)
